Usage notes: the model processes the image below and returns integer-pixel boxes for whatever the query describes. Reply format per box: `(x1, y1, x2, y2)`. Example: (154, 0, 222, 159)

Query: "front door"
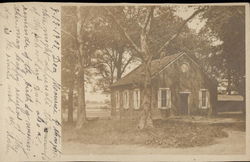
(179, 93, 189, 115)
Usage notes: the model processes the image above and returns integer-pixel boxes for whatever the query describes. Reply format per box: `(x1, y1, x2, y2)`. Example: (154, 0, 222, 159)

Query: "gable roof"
(111, 52, 217, 87)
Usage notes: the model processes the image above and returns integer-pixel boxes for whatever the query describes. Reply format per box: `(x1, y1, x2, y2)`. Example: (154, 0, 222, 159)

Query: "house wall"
(151, 55, 217, 117)
(111, 55, 217, 119)
(111, 85, 143, 119)
(217, 101, 244, 112)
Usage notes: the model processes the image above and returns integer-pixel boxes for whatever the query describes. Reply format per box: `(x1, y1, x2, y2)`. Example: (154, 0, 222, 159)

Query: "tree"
(62, 6, 97, 129)
(91, 15, 139, 93)
(104, 6, 206, 129)
(87, 9, 142, 116)
(94, 49, 137, 92)
(62, 6, 78, 123)
(61, 57, 76, 123)
(200, 6, 245, 96)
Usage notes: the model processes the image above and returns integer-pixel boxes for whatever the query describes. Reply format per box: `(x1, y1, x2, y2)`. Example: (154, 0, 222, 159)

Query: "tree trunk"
(75, 6, 87, 129)
(110, 67, 118, 117)
(76, 69, 87, 129)
(111, 92, 116, 117)
(111, 51, 123, 118)
(137, 18, 154, 129)
(116, 52, 123, 80)
(138, 86, 153, 129)
(68, 86, 74, 123)
(138, 61, 153, 129)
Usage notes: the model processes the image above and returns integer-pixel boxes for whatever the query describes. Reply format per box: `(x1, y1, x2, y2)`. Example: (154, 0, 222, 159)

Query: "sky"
(85, 6, 207, 102)
(175, 6, 206, 33)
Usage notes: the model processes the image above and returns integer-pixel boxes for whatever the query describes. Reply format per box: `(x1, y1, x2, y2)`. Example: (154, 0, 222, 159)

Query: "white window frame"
(158, 88, 171, 109)
(123, 90, 129, 109)
(199, 89, 209, 109)
(133, 89, 140, 110)
(115, 91, 120, 109)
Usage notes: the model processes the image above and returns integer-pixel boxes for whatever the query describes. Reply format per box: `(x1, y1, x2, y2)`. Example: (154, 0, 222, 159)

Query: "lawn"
(63, 119, 229, 148)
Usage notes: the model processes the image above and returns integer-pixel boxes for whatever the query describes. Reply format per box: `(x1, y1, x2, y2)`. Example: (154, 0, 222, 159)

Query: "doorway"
(179, 93, 190, 115)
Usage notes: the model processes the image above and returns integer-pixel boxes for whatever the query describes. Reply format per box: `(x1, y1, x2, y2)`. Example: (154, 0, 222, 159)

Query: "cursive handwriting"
(2, 4, 61, 160)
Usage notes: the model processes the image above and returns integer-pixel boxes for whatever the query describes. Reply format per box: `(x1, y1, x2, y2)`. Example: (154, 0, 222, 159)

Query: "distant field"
(62, 106, 111, 122)
(86, 108, 111, 118)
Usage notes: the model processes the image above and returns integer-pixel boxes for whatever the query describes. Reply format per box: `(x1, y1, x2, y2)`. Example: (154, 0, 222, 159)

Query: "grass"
(63, 119, 229, 148)
(211, 122, 245, 132)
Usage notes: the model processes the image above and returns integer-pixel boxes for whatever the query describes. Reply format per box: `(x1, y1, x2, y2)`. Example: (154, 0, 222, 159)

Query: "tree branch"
(157, 7, 206, 57)
(121, 56, 134, 75)
(104, 48, 116, 63)
(104, 7, 142, 53)
(142, 7, 155, 36)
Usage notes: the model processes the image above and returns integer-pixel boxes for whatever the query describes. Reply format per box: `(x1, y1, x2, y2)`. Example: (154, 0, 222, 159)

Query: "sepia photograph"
(61, 4, 246, 155)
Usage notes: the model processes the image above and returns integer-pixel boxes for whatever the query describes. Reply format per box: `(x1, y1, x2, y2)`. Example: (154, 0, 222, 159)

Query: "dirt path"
(62, 129, 245, 155)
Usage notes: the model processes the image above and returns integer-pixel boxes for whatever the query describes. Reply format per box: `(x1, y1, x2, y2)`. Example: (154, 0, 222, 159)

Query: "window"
(123, 90, 129, 109)
(199, 89, 209, 109)
(181, 63, 190, 73)
(161, 89, 167, 107)
(133, 89, 140, 109)
(158, 88, 171, 109)
(201, 90, 206, 107)
(115, 91, 120, 109)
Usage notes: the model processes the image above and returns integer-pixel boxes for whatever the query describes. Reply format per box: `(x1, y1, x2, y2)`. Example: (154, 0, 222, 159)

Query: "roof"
(111, 52, 217, 87)
(111, 52, 184, 87)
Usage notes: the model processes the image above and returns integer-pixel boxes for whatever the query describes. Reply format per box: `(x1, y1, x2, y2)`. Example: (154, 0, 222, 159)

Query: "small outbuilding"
(110, 52, 218, 119)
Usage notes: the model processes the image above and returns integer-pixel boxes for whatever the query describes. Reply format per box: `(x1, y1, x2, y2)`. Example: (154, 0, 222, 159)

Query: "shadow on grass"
(210, 122, 245, 132)
(63, 119, 229, 148)
(216, 111, 245, 120)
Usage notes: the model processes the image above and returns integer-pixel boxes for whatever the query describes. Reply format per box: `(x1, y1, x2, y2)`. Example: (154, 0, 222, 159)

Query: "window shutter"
(123, 91, 128, 109)
(167, 89, 171, 108)
(118, 92, 120, 108)
(158, 89, 161, 108)
(123, 91, 125, 109)
(126, 91, 129, 109)
(138, 90, 140, 109)
(133, 91, 136, 109)
(206, 90, 210, 109)
(121, 92, 123, 108)
(133, 90, 140, 110)
(198, 90, 202, 109)
(116, 92, 119, 109)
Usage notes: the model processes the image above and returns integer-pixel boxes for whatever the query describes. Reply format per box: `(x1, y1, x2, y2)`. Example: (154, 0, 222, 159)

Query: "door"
(179, 93, 189, 115)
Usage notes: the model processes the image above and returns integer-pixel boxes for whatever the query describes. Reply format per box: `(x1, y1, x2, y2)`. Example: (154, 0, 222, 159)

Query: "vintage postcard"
(0, 2, 249, 161)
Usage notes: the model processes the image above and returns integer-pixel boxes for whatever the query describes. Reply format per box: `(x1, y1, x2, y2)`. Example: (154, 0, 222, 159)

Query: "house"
(217, 94, 245, 113)
(110, 52, 218, 119)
